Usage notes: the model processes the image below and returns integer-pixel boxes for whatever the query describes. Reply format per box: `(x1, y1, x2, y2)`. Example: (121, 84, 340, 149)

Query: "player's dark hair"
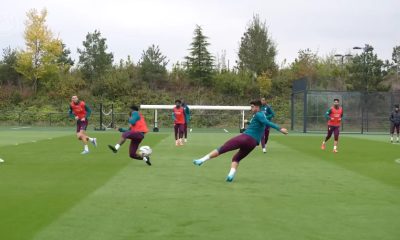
(175, 99, 182, 104)
(130, 105, 139, 111)
(333, 98, 340, 102)
(250, 100, 262, 107)
(395, 104, 399, 108)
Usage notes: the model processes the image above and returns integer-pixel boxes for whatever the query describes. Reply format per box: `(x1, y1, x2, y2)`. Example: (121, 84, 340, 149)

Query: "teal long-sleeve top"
(184, 105, 191, 123)
(244, 111, 280, 144)
(68, 103, 92, 119)
(261, 104, 275, 121)
(324, 108, 344, 120)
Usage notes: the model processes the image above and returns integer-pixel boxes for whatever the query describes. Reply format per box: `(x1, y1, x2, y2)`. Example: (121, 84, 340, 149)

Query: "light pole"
(334, 54, 353, 66)
(353, 44, 374, 133)
(353, 44, 374, 91)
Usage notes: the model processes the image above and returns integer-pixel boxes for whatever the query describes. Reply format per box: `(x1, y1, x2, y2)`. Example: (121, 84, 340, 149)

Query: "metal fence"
(0, 109, 245, 131)
(291, 90, 400, 133)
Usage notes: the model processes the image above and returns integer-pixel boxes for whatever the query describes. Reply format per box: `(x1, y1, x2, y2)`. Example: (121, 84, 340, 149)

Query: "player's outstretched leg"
(108, 144, 118, 153)
(108, 137, 126, 154)
(193, 150, 219, 166)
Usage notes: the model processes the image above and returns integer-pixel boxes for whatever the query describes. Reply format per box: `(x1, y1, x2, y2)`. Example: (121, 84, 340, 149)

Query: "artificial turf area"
(0, 127, 399, 240)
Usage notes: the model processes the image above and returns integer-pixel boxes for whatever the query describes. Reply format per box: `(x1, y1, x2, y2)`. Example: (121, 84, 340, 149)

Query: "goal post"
(140, 105, 251, 133)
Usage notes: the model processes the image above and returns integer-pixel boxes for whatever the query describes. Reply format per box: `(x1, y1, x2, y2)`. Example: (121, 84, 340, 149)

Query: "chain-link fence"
(291, 90, 400, 133)
(0, 108, 246, 132)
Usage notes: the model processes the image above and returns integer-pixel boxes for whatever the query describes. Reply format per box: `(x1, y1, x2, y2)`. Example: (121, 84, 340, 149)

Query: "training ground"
(0, 127, 399, 240)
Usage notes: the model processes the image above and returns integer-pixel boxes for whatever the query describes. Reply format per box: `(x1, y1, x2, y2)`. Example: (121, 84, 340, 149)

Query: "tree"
(185, 25, 214, 85)
(392, 46, 400, 78)
(77, 30, 113, 83)
(57, 42, 74, 72)
(346, 46, 386, 91)
(0, 47, 22, 87)
(238, 15, 277, 77)
(257, 72, 272, 97)
(139, 44, 169, 83)
(15, 8, 63, 94)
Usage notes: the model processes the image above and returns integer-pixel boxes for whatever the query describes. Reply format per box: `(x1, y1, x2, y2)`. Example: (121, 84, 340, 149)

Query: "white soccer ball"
(139, 146, 152, 156)
(0, 158, 4, 163)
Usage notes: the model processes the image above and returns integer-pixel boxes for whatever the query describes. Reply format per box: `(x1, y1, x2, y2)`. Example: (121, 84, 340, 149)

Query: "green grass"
(0, 128, 399, 240)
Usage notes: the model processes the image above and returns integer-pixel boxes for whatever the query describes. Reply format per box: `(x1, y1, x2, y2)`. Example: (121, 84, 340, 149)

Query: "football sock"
(228, 168, 236, 177)
(115, 144, 120, 150)
(89, 137, 94, 142)
(199, 154, 211, 162)
(84, 145, 89, 151)
(333, 145, 337, 150)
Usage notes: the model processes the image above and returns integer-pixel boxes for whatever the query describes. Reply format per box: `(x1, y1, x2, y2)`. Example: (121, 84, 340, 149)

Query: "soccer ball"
(139, 146, 152, 157)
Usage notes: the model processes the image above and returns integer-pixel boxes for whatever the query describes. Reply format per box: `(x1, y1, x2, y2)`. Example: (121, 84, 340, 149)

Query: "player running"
(108, 105, 151, 166)
(172, 99, 185, 146)
(390, 104, 400, 143)
(321, 98, 343, 153)
(69, 95, 97, 154)
(260, 97, 275, 153)
(193, 100, 288, 182)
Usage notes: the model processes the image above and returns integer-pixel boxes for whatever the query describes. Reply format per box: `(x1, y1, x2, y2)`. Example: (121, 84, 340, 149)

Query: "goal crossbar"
(140, 105, 251, 132)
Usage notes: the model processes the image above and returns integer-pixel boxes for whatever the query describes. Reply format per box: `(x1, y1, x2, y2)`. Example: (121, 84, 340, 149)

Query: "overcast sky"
(0, 0, 399, 68)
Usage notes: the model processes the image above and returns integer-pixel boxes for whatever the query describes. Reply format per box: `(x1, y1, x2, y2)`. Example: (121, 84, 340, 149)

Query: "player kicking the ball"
(69, 95, 97, 154)
(321, 98, 343, 153)
(193, 100, 288, 182)
(108, 105, 151, 166)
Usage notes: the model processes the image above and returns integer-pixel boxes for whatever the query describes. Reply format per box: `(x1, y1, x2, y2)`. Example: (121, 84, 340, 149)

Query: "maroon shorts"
(122, 131, 145, 159)
(327, 125, 340, 141)
(217, 134, 258, 163)
(76, 119, 88, 132)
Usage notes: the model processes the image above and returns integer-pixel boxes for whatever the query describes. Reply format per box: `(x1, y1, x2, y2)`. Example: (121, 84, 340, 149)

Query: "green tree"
(185, 25, 214, 85)
(238, 15, 277, 77)
(15, 8, 63, 94)
(139, 44, 169, 83)
(0, 47, 22, 87)
(257, 72, 272, 97)
(392, 46, 400, 77)
(57, 42, 74, 72)
(347, 46, 387, 91)
(77, 30, 114, 83)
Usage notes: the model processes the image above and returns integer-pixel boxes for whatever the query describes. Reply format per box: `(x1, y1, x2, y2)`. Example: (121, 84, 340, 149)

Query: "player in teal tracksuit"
(193, 100, 288, 182)
(260, 97, 275, 153)
(182, 102, 191, 142)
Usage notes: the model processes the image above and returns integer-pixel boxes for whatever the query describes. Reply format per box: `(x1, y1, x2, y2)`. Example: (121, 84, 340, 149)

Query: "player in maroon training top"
(172, 99, 185, 146)
(321, 99, 343, 153)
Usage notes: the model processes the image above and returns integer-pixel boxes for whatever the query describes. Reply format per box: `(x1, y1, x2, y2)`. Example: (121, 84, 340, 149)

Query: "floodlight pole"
(353, 44, 374, 134)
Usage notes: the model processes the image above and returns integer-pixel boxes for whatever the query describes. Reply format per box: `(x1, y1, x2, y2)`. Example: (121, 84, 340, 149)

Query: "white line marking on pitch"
(223, 129, 229, 133)
(11, 127, 31, 130)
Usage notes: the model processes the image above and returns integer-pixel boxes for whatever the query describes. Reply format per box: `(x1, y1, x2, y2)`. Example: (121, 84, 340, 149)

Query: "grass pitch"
(0, 127, 399, 240)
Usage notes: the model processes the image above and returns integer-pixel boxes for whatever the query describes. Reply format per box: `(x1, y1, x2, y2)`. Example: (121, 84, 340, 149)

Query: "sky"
(0, 0, 399, 69)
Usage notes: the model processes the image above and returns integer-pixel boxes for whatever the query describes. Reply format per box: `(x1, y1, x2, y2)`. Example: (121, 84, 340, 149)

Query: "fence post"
(99, 103, 103, 130)
(303, 90, 308, 133)
(291, 93, 294, 131)
(361, 92, 365, 134)
(111, 104, 115, 128)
